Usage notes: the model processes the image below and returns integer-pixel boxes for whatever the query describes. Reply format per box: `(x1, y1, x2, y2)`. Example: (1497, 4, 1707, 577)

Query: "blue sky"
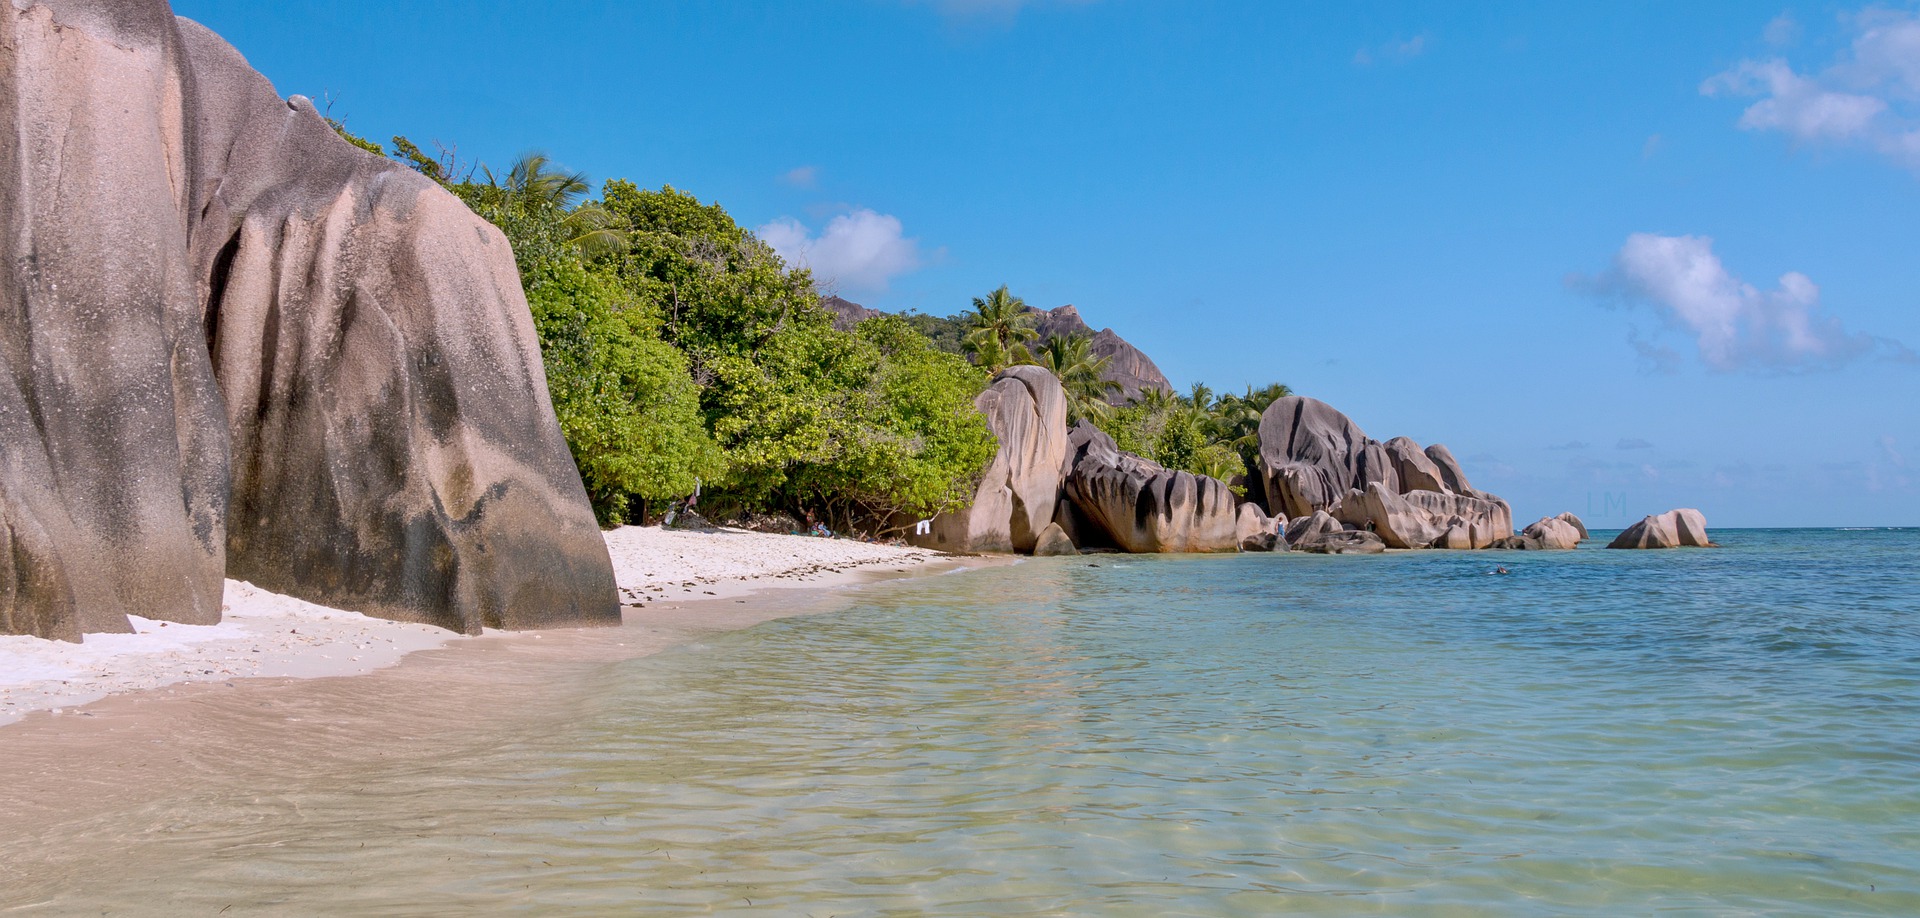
(174, 0, 1920, 527)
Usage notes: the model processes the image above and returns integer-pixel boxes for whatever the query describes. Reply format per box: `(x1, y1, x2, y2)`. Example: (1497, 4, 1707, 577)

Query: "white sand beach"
(0, 527, 952, 727)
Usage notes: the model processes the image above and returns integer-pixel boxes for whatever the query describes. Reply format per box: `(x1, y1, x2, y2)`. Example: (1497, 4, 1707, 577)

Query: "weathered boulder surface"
(1328, 483, 1513, 550)
(1297, 530, 1386, 555)
(916, 366, 1069, 553)
(0, 1, 617, 638)
(1608, 509, 1714, 549)
(1256, 397, 1393, 518)
(1254, 397, 1513, 550)
(1521, 517, 1583, 550)
(1557, 512, 1590, 541)
(1283, 511, 1342, 549)
(1032, 522, 1078, 557)
(1384, 437, 1447, 494)
(1064, 422, 1241, 553)
(1235, 504, 1280, 552)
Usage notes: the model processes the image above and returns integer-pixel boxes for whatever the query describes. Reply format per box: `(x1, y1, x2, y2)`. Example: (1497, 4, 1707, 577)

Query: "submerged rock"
(1608, 509, 1714, 549)
(1064, 423, 1241, 553)
(0, 1, 617, 639)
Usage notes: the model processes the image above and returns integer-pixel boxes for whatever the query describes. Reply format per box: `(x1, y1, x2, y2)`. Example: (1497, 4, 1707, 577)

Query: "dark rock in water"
(1488, 536, 1548, 550)
(1025, 304, 1171, 405)
(1064, 423, 1241, 553)
(1235, 504, 1280, 552)
(913, 366, 1069, 554)
(0, 1, 617, 639)
(1296, 530, 1386, 555)
(1283, 510, 1342, 549)
(1608, 509, 1713, 549)
(1032, 522, 1078, 557)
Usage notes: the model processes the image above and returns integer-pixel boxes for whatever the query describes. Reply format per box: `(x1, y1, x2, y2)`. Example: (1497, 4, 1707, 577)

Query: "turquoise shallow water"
(13, 530, 1920, 915)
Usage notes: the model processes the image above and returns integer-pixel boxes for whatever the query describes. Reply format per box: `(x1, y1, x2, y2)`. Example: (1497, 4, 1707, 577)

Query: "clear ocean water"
(12, 529, 1920, 915)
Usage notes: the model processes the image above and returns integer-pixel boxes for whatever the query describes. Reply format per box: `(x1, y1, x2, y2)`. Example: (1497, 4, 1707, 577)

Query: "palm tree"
(483, 153, 628, 256)
(1185, 382, 1216, 411)
(1038, 333, 1121, 424)
(961, 286, 1038, 371)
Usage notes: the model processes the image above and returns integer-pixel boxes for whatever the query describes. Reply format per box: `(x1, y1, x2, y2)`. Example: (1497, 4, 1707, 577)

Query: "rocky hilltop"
(0, 0, 618, 640)
(823, 297, 1172, 403)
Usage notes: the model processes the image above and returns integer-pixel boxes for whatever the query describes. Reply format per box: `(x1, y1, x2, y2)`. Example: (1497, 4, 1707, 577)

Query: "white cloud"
(1764, 12, 1802, 47)
(1584, 233, 1910, 373)
(757, 209, 924, 294)
(779, 165, 818, 188)
(1354, 34, 1429, 66)
(1703, 9, 1920, 170)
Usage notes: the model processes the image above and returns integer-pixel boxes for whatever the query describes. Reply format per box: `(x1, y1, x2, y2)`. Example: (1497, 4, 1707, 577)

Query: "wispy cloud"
(1354, 34, 1429, 66)
(1764, 12, 1802, 47)
(1617, 438, 1655, 451)
(1576, 233, 1914, 373)
(779, 165, 818, 189)
(1546, 440, 1591, 451)
(909, 0, 1096, 24)
(1703, 8, 1920, 170)
(758, 209, 924, 294)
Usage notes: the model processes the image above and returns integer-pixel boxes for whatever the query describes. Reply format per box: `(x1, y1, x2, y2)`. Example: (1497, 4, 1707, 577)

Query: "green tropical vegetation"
(332, 122, 1293, 534)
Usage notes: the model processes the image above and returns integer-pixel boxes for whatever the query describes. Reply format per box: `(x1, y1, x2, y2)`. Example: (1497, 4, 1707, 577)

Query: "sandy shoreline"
(0, 526, 969, 728)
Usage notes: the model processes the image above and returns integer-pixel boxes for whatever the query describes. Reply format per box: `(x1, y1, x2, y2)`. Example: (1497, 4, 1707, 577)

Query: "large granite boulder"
(915, 366, 1069, 553)
(1063, 423, 1241, 553)
(1328, 483, 1513, 550)
(1521, 517, 1583, 550)
(1608, 509, 1714, 549)
(1032, 522, 1078, 557)
(0, 1, 618, 639)
(1283, 510, 1342, 549)
(1557, 512, 1590, 541)
(1384, 437, 1447, 493)
(1256, 397, 1392, 519)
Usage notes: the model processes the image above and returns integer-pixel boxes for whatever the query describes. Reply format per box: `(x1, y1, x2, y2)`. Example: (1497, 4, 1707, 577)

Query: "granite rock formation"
(1521, 516, 1584, 550)
(1257, 397, 1512, 550)
(1235, 504, 1280, 552)
(821, 295, 883, 332)
(1025, 304, 1172, 404)
(1283, 510, 1342, 549)
(1032, 522, 1078, 557)
(1297, 530, 1387, 554)
(1, 0, 617, 639)
(1608, 509, 1714, 549)
(1063, 423, 1241, 553)
(915, 367, 1069, 553)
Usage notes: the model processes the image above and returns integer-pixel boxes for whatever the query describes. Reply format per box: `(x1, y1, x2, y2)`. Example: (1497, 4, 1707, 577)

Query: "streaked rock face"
(1522, 517, 1585, 551)
(0, 1, 617, 639)
(916, 366, 1069, 554)
(1256, 397, 1513, 550)
(1026, 304, 1172, 404)
(1063, 423, 1241, 553)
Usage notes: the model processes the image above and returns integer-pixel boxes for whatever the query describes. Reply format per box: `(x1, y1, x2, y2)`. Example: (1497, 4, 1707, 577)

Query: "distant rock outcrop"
(914, 367, 1069, 553)
(1521, 516, 1584, 550)
(1025, 304, 1172, 404)
(1608, 509, 1714, 549)
(1063, 423, 1241, 553)
(1256, 397, 1512, 549)
(0, 1, 617, 640)
(821, 295, 884, 332)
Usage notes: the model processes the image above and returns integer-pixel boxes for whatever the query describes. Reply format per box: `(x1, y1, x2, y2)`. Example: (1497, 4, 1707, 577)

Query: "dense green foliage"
(397, 143, 994, 531)
(1096, 382, 1293, 488)
(348, 126, 1292, 532)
